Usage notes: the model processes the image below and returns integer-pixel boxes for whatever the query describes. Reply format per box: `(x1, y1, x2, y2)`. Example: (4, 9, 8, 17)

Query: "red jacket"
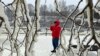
(50, 20, 61, 39)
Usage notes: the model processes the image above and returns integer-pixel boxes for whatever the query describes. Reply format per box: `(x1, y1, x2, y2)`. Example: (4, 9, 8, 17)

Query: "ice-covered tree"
(0, 0, 100, 56)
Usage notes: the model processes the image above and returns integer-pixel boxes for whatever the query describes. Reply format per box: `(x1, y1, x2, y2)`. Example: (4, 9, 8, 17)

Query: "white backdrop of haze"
(2, 0, 97, 9)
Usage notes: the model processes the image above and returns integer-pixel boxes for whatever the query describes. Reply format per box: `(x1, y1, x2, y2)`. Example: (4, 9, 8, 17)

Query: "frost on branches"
(0, 0, 100, 56)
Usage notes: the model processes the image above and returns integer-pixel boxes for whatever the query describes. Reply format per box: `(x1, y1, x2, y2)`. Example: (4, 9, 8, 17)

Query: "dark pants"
(52, 38, 59, 50)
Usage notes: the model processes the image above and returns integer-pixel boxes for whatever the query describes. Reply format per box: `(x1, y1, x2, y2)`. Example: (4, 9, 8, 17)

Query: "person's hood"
(54, 20, 60, 26)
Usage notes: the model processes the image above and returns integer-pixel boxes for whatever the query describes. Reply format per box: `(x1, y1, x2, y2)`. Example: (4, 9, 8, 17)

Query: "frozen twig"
(94, 0, 100, 8)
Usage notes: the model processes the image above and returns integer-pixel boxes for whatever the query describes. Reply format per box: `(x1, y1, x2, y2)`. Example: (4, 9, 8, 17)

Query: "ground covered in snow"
(0, 33, 98, 56)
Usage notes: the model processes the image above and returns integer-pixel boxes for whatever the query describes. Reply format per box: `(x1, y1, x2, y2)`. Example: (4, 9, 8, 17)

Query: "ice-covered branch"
(94, 0, 100, 8)
(9, 0, 22, 56)
(94, 8, 100, 15)
(86, 0, 100, 46)
(0, 2, 12, 34)
(24, 0, 40, 56)
(0, 17, 4, 27)
(54, 0, 88, 32)
(28, 0, 40, 53)
(22, 0, 32, 29)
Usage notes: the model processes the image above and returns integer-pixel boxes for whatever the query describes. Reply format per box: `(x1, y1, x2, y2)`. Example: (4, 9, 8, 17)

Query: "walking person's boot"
(51, 49, 56, 53)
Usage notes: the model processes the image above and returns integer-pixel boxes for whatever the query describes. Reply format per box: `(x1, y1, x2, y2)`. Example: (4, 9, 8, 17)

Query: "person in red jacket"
(50, 19, 61, 52)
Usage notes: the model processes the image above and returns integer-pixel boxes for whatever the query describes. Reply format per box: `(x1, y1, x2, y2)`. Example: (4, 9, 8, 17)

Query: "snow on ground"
(0, 33, 97, 56)
(0, 34, 53, 56)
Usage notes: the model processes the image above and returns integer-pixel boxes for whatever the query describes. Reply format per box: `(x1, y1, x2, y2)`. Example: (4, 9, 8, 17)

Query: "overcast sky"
(2, 0, 98, 9)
